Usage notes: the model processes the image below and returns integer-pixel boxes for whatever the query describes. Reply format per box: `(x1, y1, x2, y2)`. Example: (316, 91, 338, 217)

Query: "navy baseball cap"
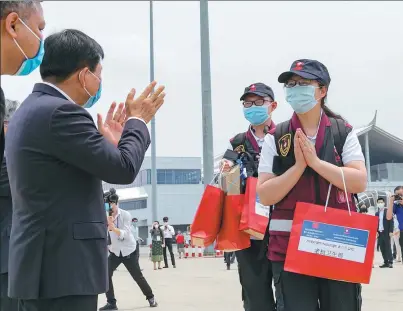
(240, 83, 275, 101)
(278, 59, 331, 86)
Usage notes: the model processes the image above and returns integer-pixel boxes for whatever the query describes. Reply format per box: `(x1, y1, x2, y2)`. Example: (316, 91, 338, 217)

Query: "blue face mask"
(104, 202, 110, 212)
(13, 18, 44, 76)
(243, 106, 270, 125)
(285, 85, 319, 114)
(82, 70, 102, 108)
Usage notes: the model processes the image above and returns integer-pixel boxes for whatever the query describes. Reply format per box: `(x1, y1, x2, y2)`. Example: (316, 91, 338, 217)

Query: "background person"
(5, 29, 165, 311)
(161, 216, 176, 268)
(176, 231, 185, 259)
(150, 221, 165, 270)
(391, 215, 402, 262)
(100, 190, 157, 310)
(376, 198, 393, 268)
(386, 186, 403, 264)
(258, 59, 367, 311)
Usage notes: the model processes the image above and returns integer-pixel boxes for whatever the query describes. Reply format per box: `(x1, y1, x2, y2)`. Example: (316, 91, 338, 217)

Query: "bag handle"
(209, 166, 225, 186)
(324, 167, 351, 216)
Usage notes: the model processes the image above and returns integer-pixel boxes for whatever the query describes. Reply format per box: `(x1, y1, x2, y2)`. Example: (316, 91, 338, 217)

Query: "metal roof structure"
(355, 111, 403, 166)
(213, 111, 403, 172)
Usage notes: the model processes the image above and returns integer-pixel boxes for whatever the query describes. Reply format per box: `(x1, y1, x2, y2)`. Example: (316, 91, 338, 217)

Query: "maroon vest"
(268, 113, 355, 262)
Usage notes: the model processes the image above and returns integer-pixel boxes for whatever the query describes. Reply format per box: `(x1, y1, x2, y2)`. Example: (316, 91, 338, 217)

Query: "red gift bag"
(190, 185, 225, 247)
(216, 194, 251, 251)
(239, 177, 270, 239)
(284, 169, 378, 284)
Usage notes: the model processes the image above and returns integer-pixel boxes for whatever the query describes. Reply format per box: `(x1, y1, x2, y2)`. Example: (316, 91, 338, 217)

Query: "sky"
(2, 1, 402, 158)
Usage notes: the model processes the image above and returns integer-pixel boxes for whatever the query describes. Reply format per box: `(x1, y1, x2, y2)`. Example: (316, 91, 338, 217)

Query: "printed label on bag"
(255, 194, 270, 218)
(298, 220, 369, 263)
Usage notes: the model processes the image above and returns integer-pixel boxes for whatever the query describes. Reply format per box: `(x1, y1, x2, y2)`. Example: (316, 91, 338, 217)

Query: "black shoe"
(148, 297, 158, 307)
(388, 263, 393, 268)
(379, 263, 389, 268)
(227, 266, 230, 270)
(163, 266, 169, 269)
(173, 265, 176, 268)
(99, 303, 118, 310)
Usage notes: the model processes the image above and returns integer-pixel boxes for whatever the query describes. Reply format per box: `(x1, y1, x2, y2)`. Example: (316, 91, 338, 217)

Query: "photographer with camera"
(386, 186, 403, 265)
(100, 189, 158, 310)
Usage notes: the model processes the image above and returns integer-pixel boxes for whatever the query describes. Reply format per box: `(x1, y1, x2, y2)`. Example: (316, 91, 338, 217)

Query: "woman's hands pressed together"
(296, 128, 321, 170)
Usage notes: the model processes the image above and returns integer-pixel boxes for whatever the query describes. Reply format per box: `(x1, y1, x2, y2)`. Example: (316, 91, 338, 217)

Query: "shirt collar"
(306, 110, 323, 141)
(249, 121, 274, 141)
(41, 82, 77, 104)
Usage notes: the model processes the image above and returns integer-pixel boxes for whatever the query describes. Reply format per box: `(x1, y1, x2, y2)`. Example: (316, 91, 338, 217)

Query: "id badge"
(156, 236, 161, 241)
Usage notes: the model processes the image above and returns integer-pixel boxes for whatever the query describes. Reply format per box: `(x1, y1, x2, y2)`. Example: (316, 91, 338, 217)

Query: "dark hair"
(40, 29, 104, 83)
(163, 216, 168, 221)
(394, 186, 403, 193)
(377, 198, 385, 203)
(0, 1, 41, 20)
(318, 83, 344, 120)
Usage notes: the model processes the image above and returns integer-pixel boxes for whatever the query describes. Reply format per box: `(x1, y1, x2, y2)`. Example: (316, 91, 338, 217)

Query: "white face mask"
(377, 203, 385, 209)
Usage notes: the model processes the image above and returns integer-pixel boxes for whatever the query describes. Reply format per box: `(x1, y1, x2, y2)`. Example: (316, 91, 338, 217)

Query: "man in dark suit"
(376, 198, 394, 268)
(0, 2, 46, 309)
(5, 29, 165, 311)
(0, 100, 20, 311)
(0, 0, 45, 164)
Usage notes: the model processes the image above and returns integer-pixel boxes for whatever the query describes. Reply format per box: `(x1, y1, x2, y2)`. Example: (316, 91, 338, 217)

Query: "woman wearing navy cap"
(257, 59, 367, 311)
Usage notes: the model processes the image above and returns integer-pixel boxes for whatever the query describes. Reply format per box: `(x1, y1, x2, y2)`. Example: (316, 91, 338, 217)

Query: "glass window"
(119, 200, 147, 211)
(157, 170, 166, 184)
(144, 169, 201, 185)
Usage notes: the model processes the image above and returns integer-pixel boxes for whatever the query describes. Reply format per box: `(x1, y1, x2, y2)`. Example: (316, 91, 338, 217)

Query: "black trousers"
(235, 240, 276, 311)
(106, 248, 154, 305)
(272, 261, 361, 311)
(379, 232, 393, 264)
(163, 238, 176, 267)
(400, 230, 403, 255)
(18, 295, 97, 311)
(224, 252, 235, 268)
(0, 273, 18, 311)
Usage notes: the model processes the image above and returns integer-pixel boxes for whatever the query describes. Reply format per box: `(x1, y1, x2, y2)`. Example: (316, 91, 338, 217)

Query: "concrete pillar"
(364, 132, 371, 183)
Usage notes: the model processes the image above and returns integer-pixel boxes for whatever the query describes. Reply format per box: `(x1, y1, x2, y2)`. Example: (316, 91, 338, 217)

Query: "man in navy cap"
(221, 82, 277, 311)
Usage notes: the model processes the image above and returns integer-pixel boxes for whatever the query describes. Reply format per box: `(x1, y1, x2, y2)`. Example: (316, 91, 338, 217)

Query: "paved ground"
(98, 247, 403, 311)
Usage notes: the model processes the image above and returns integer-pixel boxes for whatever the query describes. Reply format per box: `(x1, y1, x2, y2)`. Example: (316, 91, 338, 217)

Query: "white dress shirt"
(108, 208, 137, 257)
(378, 209, 385, 232)
(40, 82, 146, 125)
(161, 224, 175, 239)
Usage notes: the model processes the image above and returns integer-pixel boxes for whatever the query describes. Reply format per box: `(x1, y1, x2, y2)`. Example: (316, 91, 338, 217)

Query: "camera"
(394, 194, 402, 205)
(104, 188, 119, 216)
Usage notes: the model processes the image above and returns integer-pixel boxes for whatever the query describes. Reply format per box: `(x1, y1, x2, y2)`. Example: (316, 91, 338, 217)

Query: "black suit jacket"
(0, 86, 5, 166)
(5, 83, 150, 299)
(0, 158, 12, 275)
(375, 211, 393, 235)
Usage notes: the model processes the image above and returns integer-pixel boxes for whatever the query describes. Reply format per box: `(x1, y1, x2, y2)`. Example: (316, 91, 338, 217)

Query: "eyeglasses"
(284, 80, 316, 88)
(284, 80, 326, 89)
(242, 99, 272, 108)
